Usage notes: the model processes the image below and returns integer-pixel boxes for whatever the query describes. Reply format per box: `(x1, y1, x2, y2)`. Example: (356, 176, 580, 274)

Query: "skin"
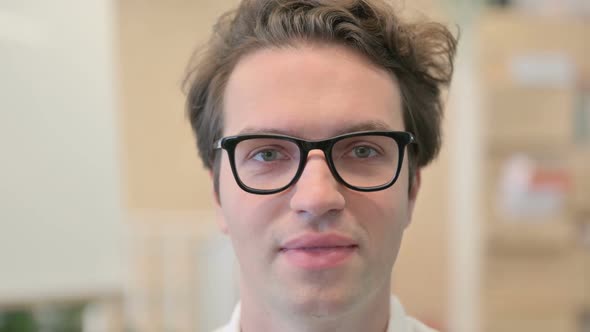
(213, 43, 421, 332)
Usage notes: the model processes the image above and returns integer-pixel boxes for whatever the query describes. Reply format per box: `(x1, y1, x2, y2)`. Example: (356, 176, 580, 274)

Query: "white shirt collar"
(214, 295, 435, 332)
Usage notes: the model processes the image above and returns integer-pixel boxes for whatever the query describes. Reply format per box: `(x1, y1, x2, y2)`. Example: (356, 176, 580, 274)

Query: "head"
(184, 0, 456, 324)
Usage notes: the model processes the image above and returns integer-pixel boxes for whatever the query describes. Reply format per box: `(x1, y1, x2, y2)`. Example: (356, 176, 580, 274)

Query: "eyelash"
(248, 147, 291, 161)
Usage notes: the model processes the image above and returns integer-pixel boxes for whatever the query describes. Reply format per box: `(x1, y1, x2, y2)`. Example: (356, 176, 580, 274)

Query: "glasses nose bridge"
(297, 139, 338, 182)
(300, 139, 332, 159)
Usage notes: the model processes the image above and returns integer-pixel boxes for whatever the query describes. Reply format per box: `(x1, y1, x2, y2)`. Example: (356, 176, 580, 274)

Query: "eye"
(349, 145, 378, 159)
(252, 149, 288, 162)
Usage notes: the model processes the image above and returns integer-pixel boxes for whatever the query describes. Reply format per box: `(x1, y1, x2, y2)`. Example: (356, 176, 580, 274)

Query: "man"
(184, 0, 457, 331)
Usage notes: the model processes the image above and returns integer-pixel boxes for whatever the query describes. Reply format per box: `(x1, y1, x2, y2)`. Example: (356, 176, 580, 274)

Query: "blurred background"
(0, 0, 588, 331)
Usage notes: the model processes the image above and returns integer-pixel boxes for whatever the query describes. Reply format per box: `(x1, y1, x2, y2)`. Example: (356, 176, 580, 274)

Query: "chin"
(284, 282, 362, 318)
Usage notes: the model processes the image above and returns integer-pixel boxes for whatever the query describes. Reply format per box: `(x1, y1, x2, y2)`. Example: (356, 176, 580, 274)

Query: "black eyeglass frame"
(212, 130, 416, 195)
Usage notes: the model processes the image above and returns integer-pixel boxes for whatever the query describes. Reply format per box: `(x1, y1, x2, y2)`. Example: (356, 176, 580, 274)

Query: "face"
(216, 44, 420, 317)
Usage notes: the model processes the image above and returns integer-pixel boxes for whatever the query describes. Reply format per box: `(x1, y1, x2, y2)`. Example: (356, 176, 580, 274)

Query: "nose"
(289, 151, 346, 219)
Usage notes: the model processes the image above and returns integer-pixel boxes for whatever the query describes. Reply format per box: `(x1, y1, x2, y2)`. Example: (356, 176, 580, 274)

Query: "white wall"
(0, 0, 122, 304)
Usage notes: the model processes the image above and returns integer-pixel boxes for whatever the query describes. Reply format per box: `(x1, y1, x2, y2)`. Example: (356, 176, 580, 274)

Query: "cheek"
(374, 195, 407, 236)
(218, 157, 236, 205)
(349, 188, 409, 252)
(218, 157, 284, 241)
(365, 193, 408, 273)
(218, 157, 248, 234)
(218, 165, 262, 269)
(352, 186, 409, 223)
(218, 153, 251, 210)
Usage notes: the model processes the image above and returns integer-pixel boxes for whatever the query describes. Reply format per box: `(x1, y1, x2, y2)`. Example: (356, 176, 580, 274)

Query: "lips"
(279, 233, 358, 270)
(280, 233, 358, 251)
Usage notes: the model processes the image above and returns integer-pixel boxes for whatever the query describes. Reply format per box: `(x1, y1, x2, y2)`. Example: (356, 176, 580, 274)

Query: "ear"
(210, 169, 229, 234)
(405, 169, 421, 227)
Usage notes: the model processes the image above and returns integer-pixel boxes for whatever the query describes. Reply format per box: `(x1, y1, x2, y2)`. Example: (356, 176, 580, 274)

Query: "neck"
(238, 279, 392, 332)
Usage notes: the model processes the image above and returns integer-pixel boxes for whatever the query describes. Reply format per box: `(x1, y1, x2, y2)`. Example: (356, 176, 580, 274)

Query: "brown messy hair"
(184, 0, 458, 193)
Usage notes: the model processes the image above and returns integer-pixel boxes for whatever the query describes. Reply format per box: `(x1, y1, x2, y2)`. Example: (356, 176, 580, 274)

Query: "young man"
(184, 0, 457, 331)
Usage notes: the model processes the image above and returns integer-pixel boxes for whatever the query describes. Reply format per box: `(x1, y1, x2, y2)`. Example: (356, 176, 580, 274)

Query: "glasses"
(213, 130, 415, 195)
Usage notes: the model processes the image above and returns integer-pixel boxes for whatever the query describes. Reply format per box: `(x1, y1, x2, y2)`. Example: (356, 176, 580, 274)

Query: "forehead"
(223, 44, 403, 139)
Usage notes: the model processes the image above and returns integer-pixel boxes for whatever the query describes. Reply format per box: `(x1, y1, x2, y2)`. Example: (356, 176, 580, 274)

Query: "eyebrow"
(237, 120, 395, 139)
